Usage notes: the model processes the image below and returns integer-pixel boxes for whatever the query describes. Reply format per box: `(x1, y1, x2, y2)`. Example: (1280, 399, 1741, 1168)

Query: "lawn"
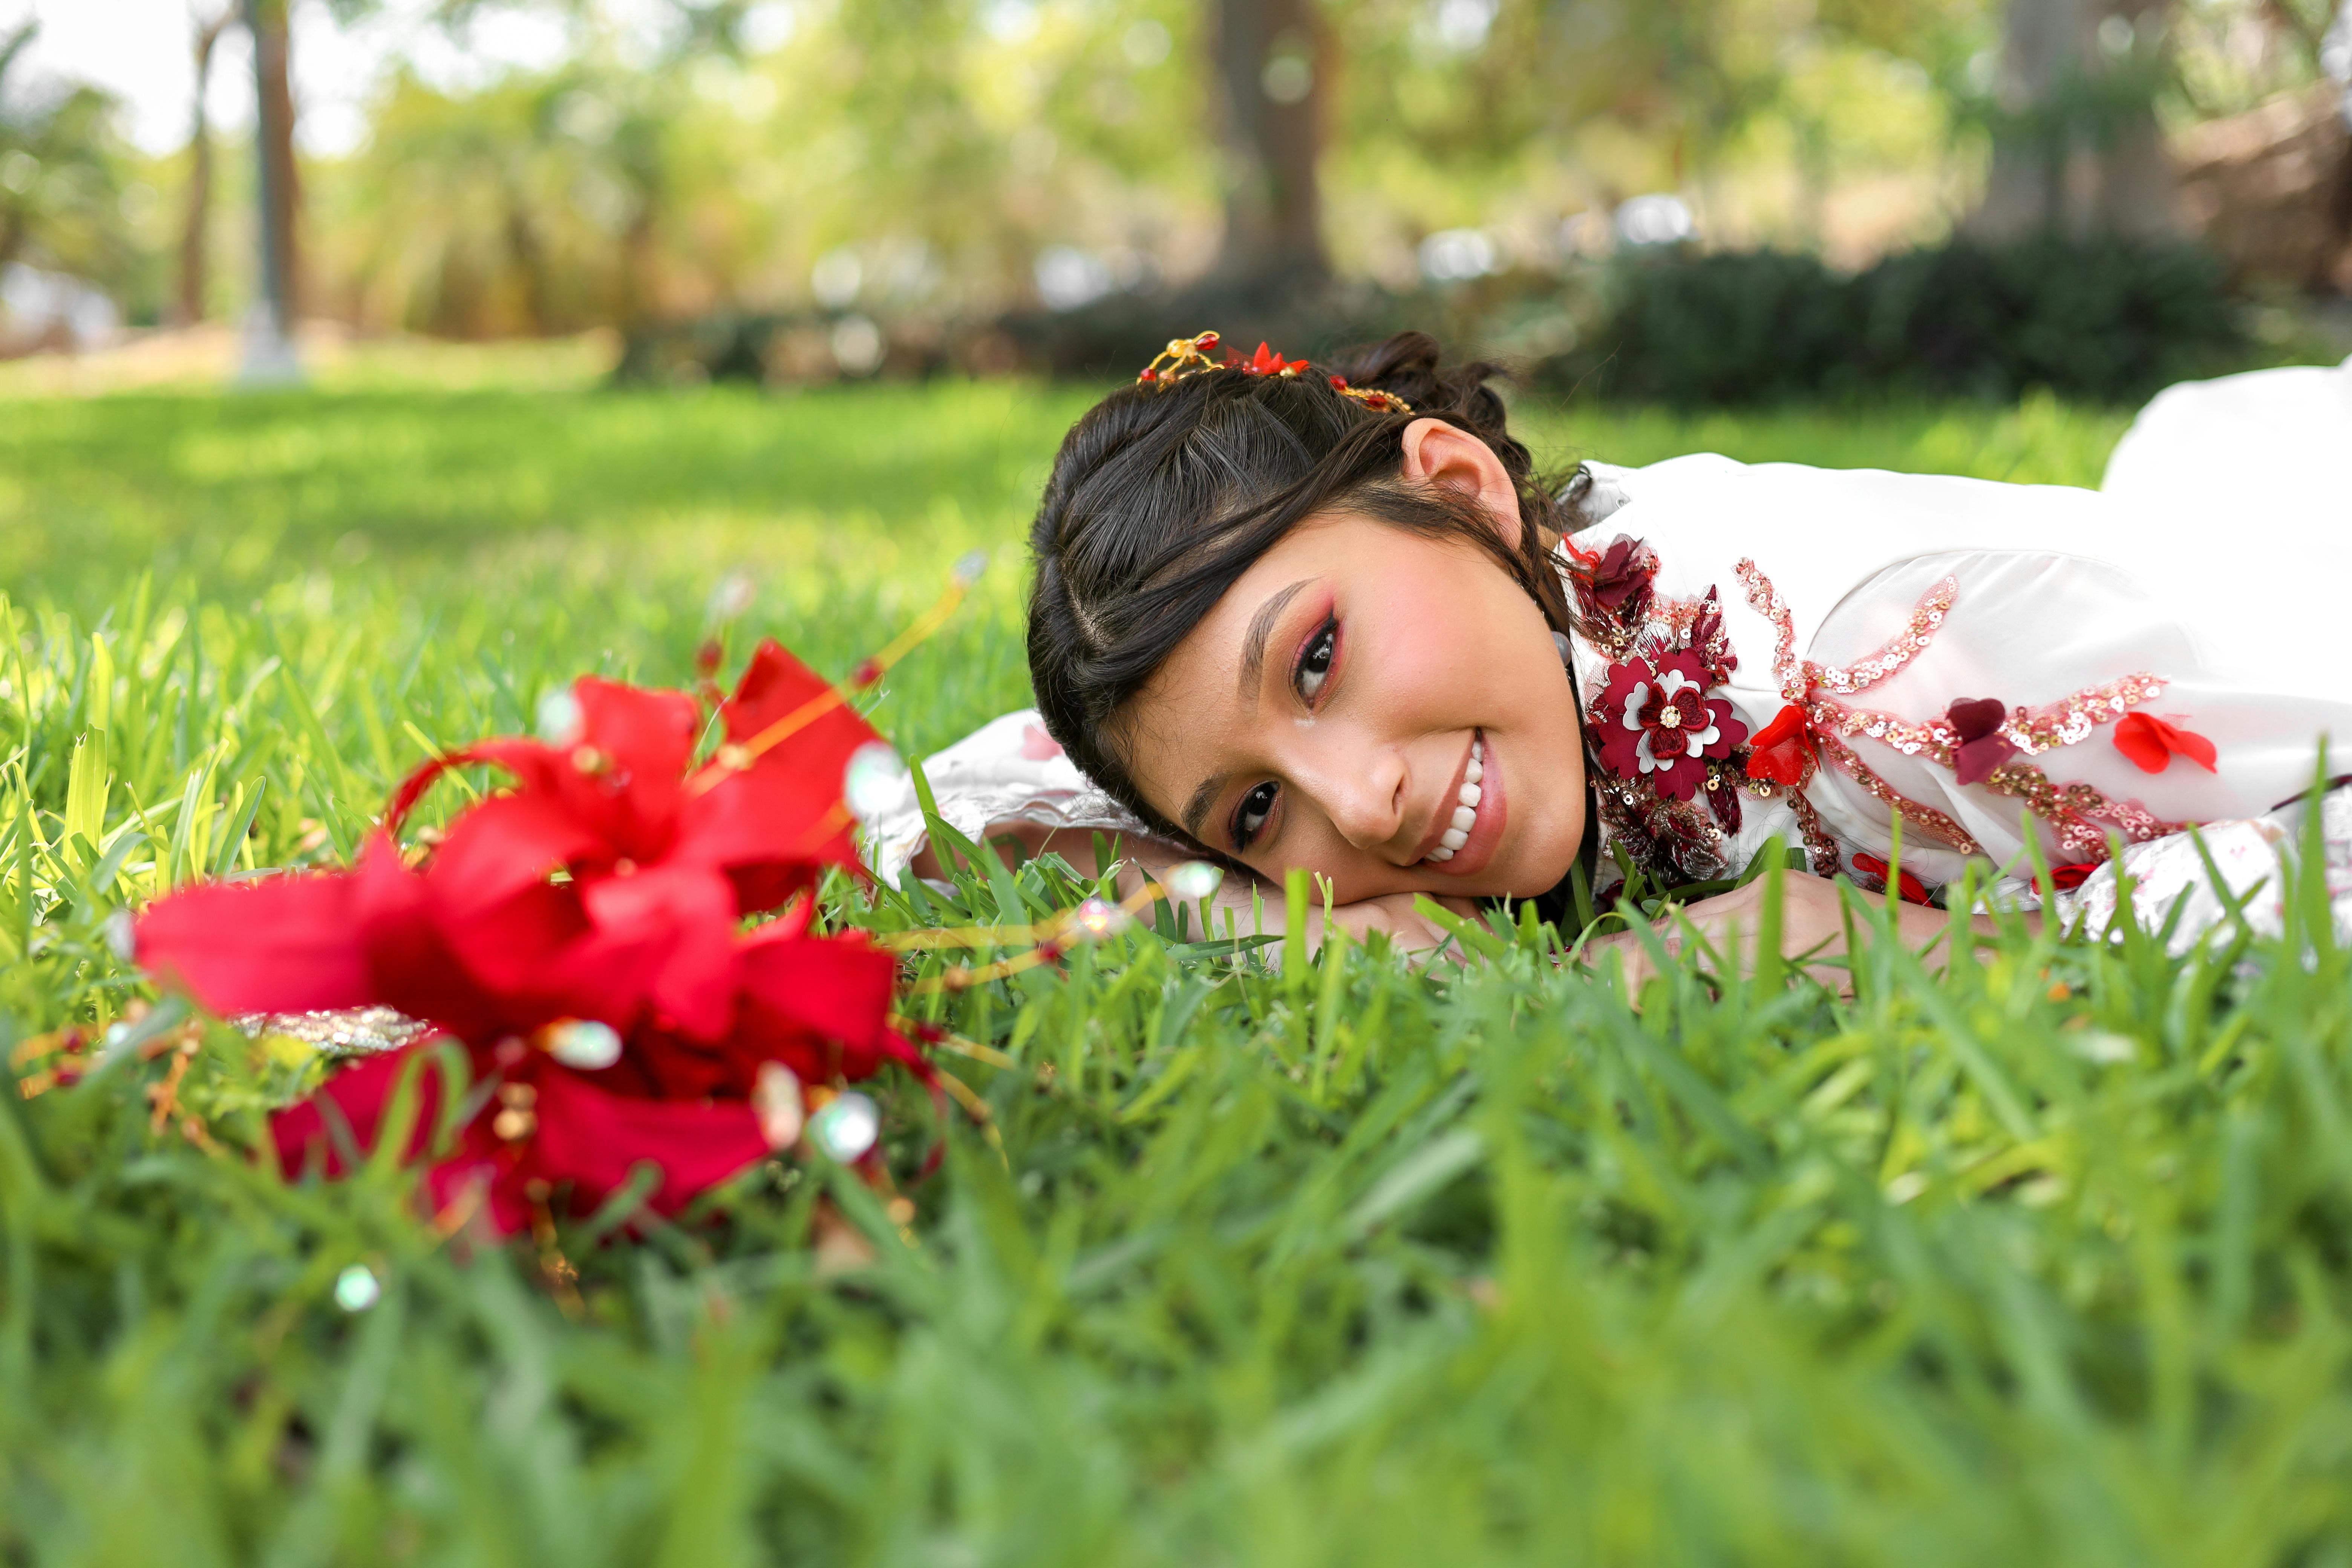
(7, 369, 2350, 1565)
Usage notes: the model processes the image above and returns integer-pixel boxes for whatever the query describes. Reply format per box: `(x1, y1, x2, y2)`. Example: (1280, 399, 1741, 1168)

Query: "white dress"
(862, 357, 2352, 949)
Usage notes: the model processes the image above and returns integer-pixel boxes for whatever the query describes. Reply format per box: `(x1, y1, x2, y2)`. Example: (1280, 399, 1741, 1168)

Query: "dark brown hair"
(1026, 330, 1574, 840)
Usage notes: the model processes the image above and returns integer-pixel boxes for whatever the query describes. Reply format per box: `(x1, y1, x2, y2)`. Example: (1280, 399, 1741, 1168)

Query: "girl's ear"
(1398, 417, 1524, 550)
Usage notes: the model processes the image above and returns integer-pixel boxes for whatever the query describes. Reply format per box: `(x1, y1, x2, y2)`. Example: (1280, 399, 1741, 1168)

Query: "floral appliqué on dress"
(1566, 537, 1755, 886)
(1565, 534, 2210, 899)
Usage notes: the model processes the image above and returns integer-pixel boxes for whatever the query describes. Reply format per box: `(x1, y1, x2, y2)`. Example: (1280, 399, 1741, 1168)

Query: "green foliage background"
(11, 373, 2352, 1564)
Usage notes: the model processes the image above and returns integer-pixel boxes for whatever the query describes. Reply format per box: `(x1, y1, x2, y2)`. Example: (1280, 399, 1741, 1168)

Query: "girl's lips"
(1419, 730, 1505, 878)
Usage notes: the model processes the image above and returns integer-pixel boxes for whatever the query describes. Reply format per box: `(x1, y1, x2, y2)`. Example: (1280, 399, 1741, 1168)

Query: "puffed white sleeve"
(857, 709, 1159, 888)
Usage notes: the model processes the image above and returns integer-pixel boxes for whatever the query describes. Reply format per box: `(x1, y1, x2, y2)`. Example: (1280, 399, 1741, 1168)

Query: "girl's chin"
(1476, 826, 1586, 900)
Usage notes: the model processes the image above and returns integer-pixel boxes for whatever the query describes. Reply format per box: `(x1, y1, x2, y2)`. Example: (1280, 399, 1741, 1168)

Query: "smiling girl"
(865, 331, 2352, 969)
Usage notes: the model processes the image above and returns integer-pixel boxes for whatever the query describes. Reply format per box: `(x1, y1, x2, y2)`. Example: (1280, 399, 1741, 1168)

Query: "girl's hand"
(947, 821, 1481, 964)
(1306, 890, 1484, 961)
(1116, 841, 1479, 963)
(1580, 871, 1987, 993)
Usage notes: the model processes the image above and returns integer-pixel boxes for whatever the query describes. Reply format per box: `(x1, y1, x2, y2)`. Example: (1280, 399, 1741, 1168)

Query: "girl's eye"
(1295, 621, 1336, 703)
(1232, 781, 1279, 851)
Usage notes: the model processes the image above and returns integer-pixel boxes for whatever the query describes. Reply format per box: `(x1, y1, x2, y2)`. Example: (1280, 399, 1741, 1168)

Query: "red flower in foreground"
(136, 640, 922, 1234)
(1594, 651, 1748, 801)
(2113, 712, 2217, 775)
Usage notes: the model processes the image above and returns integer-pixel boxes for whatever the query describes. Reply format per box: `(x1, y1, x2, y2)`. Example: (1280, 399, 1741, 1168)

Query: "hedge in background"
(1580, 236, 2245, 406)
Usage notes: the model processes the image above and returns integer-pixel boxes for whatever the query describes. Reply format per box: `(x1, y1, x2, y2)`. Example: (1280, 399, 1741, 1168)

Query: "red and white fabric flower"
(1595, 650, 1748, 801)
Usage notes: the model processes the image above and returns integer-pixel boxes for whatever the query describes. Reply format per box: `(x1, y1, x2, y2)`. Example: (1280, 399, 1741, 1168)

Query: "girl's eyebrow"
(1181, 772, 1225, 843)
(1237, 579, 1314, 698)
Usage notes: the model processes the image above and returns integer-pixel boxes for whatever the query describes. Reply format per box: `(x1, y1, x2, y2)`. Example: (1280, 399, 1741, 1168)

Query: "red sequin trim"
(1736, 557, 2191, 871)
(1810, 730, 1984, 854)
(1807, 577, 1956, 695)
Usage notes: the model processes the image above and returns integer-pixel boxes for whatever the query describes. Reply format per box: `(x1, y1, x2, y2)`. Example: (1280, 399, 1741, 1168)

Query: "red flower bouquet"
(135, 640, 923, 1234)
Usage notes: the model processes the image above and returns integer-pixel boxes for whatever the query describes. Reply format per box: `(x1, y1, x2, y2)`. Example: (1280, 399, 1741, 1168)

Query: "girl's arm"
(916, 821, 1480, 958)
(1582, 872, 2038, 992)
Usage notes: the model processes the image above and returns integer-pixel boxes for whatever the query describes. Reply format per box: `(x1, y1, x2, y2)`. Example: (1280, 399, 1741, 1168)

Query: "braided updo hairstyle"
(1027, 330, 1577, 841)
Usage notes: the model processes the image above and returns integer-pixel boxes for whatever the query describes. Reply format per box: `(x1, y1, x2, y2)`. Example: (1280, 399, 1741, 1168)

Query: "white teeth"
(1428, 737, 1484, 864)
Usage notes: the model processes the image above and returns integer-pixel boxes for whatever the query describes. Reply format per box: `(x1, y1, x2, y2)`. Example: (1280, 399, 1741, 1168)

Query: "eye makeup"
(1229, 605, 1348, 851)
(1293, 614, 1338, 704)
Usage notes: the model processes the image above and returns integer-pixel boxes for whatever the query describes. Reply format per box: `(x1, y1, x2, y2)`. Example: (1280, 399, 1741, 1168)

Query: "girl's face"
(1116, 422, 1588, 905)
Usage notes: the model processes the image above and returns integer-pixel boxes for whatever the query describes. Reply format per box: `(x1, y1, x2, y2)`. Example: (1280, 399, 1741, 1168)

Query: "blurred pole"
(238, 0, 301, 385)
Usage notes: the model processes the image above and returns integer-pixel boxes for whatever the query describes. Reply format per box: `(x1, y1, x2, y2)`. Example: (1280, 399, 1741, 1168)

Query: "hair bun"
(1331, 331, 1523, 466)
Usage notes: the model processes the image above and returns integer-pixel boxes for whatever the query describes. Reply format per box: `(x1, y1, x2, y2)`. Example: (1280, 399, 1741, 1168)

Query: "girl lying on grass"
(864, 331, 2352, 975)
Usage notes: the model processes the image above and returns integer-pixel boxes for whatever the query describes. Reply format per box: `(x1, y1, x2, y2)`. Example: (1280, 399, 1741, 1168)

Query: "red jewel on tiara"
(1134, 330, 1413, 412)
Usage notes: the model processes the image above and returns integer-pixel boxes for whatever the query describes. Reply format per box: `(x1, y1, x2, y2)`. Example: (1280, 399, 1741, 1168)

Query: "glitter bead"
(753, 1061, 805, 1150)
(544, 1018, 623, 1071)
(333, 1264, 381, 1312)
(1067, 897, 1132, 941)
(842, 741, 908, 823)
(536, 688, 583, 746)
(1162, 861, 1225, 901)
(706, 570, 756, 623)
(809, 1091, 879, 1162)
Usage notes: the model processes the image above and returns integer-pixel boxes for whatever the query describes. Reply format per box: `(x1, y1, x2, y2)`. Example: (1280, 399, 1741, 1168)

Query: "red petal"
(384, 738, 563, 838)
(352, 835, 549, 1043)
(1746, 707, 1813, 786)
(1704, 697, 1749, 755)
(2115, 713, 2217, 774)
(136, 872, 376, 1015)
(737, 929, 895, 1050)
(579, 862, 741, 1040)
(1749, 704, 1808, 753)
(523, 1067, 769, 1214)
(1952, 733, 2020, 787)
(572, 678, 699, 837)
(431, 879, 596, 1032)
(2113, 713, 2171, 773)
(722, 639, 832, 742)
(270, 1041, 454, 1180)
(424, 792, 602, 922)
(1945, 698, 2007, 744)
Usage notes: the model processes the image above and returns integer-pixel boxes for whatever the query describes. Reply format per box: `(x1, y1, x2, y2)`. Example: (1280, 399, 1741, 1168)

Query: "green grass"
(11, 374, 2351, 1566)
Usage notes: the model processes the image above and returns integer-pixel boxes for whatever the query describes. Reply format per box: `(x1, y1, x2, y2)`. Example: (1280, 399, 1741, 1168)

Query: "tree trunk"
(175, 9, 232, 327)
(1210, 0, 1328, 292)
(1972, 0, 2076, 237)
(1969, 0, 2179, 239)
(251, 0, 300, 321)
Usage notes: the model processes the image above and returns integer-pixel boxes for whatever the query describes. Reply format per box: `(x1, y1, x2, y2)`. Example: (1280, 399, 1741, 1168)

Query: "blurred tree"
(1211, 0, 1328, 290)
(0, 23, 133, 285)
(250, 0, 301, 314)
(319, 64, 674, 336)
(1968, 0, 2180, 237)
(176, 6, 236, 326)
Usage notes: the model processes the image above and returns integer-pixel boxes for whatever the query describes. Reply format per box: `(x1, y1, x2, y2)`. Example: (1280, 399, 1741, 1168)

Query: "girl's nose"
(1301, 740, 1408, 852)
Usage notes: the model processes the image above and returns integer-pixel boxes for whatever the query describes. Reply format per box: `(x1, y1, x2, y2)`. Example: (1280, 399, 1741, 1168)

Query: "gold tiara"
(1135, 329, 1413, 413)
